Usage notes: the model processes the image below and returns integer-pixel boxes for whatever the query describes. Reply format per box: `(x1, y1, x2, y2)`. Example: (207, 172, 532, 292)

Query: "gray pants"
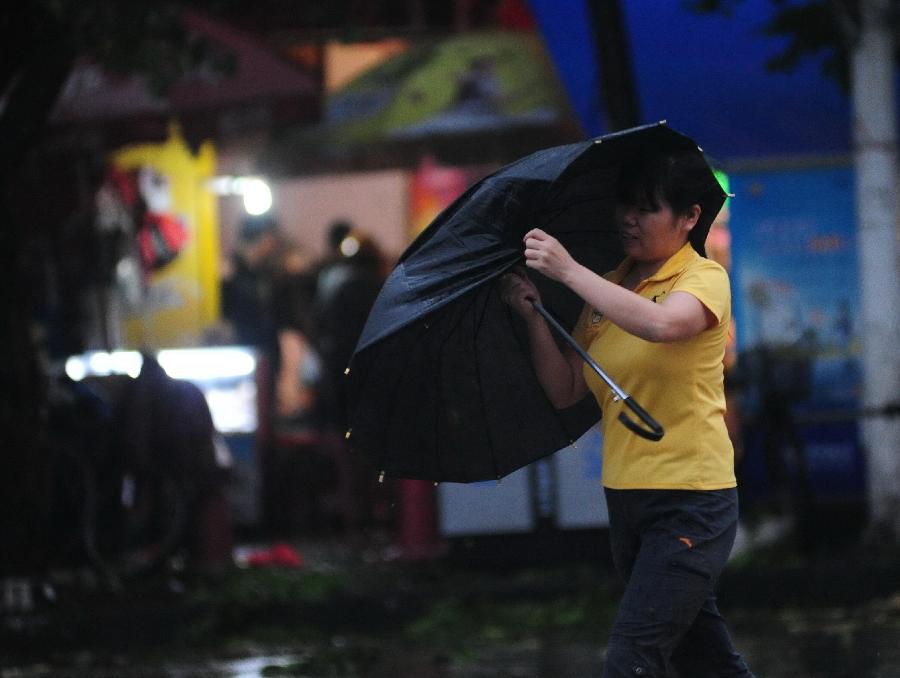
(602, 488, 755, 678)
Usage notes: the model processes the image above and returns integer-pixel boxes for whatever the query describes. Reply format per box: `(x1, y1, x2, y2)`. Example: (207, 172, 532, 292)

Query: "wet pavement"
(4, 537, 900, 677)
(6, 611, 900, 678)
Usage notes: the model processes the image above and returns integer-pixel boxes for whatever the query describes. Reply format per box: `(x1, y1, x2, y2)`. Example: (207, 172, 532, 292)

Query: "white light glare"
(65, 356, 88, 381)
(241, 178, 272, 216)
(340, 236, 360, 257)
(65, 351, 142, 380)
(205, 176, 233, 195)
(207, 175, 273, 215)
(157, 347, 256, 381)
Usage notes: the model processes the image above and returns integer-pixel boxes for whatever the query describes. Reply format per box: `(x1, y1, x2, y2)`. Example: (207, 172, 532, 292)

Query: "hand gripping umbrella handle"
(531, 302, 665, 442)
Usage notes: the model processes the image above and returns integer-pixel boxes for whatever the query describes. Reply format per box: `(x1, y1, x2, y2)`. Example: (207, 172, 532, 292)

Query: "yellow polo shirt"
(572, 242, 736, 490)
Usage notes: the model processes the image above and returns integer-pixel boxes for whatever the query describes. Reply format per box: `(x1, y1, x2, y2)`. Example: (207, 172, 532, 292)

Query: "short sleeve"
(672, 260, 731, 324)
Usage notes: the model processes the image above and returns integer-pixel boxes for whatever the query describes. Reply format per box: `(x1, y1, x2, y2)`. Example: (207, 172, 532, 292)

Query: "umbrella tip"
(659, 119, 667, 126)
(727, 192, 735, 198)
(344, 367, 351, 376)
(345, 429, 352, 439)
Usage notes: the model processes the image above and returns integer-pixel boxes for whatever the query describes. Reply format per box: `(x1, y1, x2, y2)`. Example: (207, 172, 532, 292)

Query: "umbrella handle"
(617, 397, 664, 442)
(531, 302, 665, 442)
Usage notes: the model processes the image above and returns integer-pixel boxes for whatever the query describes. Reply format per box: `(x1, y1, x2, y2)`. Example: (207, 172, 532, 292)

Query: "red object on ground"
(247, 542, 304, 568)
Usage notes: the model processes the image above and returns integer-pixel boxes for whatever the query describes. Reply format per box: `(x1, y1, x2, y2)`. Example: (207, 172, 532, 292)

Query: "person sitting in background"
(111, 354, 231, 575)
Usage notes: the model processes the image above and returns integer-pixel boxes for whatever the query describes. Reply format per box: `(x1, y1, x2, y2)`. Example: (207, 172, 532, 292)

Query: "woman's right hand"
(499, 267, 541, 318)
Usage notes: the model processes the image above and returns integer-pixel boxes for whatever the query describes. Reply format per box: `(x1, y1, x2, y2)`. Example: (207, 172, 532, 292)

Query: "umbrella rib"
(471, 288, 502, 480)
(437, 292, 481, 352)
(366, 293, 479, 478)
(355, 321, 431, 478)
(434, 328, 446, 481)
(433, 290, 484, 481)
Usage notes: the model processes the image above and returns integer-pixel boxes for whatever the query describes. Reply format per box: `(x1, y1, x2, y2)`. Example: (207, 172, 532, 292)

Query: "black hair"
(615, 150, 711, 216)
(615, 148, 722, 256)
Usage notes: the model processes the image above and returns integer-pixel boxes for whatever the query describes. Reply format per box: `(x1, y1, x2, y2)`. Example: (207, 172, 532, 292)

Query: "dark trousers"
(602, 488, 755, 678)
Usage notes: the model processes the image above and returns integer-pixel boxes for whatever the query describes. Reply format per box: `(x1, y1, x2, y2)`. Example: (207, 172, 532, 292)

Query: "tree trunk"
(852, 0, 900, 542)
(0, 25, 75, 575)
(586, 0, 641, 131)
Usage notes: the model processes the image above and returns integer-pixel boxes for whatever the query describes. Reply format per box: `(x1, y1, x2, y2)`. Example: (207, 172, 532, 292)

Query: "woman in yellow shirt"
(501, 149, 755, 678)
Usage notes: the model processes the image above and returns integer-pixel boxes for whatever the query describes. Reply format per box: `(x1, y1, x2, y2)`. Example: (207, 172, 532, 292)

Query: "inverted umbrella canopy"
(346, 122, 726, 482)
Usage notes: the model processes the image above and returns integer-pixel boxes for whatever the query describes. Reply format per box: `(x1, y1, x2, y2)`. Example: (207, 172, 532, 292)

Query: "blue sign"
(729, 165, 865, 503)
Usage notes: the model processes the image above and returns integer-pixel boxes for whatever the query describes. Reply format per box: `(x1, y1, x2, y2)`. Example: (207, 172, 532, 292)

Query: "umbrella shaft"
(531, 302, 628, 401)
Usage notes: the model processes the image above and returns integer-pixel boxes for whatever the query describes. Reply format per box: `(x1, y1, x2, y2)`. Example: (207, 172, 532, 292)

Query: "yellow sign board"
(110, 124, 220, 348)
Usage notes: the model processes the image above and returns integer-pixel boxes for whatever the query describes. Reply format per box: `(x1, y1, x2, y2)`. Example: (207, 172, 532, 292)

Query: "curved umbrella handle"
(617, 397, 664, 441)
(530, 302, 665, 442)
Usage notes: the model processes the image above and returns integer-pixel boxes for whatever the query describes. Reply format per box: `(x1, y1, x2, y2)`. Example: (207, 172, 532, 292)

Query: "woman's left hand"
(523, 228, 577, 283)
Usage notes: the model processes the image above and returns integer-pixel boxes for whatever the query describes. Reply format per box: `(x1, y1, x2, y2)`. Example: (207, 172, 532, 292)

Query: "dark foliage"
(683, 0, 885, 91)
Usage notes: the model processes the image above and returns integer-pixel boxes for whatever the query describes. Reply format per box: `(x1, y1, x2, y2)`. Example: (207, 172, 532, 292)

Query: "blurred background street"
(2, 0, 900, 676)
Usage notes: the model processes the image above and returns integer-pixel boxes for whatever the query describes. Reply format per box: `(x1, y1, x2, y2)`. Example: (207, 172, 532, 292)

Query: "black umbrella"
(345, 121, 727, 482)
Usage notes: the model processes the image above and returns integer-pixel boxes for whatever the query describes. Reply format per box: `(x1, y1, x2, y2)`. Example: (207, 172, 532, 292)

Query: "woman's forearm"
(523, 314, 585, 409)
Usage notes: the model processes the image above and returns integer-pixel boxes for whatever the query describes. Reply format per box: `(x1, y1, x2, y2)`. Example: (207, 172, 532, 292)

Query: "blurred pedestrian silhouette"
(221, 214, 326, 535)
(310, 221, 390, 536)
(264, 243, 338, 536)
(271, 244, 319, 430)
(312, 221, 385, 434)
(220, 213, 282, 359)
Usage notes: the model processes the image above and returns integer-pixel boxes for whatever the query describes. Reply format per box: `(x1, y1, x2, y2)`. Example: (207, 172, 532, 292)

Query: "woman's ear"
(681, 204, 701, 233)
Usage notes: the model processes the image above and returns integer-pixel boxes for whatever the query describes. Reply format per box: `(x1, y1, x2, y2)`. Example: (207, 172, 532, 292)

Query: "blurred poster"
(729, 166, 865, 503)
(323, 38, 409, 94)
(102, 124, 221, 348)
(327, 32, 567, 142)
(409, 155, 490, 238)
(266, 30, 572, 176)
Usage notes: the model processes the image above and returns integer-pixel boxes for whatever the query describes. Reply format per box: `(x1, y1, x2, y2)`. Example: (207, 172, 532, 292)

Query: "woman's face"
(615, 198, 698, 263)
